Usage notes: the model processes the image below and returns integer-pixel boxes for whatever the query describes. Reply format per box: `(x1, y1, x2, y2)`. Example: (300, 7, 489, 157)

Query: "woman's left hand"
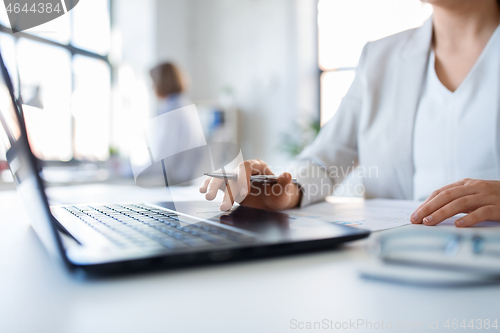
(411, 178, 500, 227)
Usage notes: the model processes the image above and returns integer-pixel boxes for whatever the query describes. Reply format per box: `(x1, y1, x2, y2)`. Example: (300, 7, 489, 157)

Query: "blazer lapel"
(392, 17, 433, 199)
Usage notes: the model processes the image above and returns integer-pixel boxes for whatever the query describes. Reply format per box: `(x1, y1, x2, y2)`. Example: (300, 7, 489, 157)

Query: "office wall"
(155, 0, 192, 73)
(155, 0, 319, 168)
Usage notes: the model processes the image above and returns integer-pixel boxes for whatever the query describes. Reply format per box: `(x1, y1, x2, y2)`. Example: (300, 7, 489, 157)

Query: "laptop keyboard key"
(65, 204, 254, 250)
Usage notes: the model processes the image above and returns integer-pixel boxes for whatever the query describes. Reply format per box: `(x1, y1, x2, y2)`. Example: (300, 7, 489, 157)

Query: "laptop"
(0, 50, 369, 275)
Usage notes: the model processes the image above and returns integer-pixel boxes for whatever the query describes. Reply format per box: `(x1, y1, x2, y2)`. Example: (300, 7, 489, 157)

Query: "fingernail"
(423, 216, 433, 225)
(240, 187, 248, 196)
(455, 220, 463, 227)
(220, 202, 231, 211)
(410, 212, 418, 222)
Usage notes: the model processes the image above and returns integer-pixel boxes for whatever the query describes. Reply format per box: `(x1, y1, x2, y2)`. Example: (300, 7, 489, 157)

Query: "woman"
(200, 0, 500, 228)
(150, 62, 191, 115)
(149, 62, 196, 186)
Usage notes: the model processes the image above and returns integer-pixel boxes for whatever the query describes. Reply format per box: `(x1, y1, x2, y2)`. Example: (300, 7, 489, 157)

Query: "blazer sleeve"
(292, 43, 369, 207)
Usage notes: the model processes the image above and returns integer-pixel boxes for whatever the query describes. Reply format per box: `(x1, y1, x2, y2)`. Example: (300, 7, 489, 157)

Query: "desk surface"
(1, 185, 500, 333)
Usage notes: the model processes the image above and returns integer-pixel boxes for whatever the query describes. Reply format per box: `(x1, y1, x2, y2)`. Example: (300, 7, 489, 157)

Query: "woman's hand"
(199, 159, 301, 211)
(411, 178, 500, 227)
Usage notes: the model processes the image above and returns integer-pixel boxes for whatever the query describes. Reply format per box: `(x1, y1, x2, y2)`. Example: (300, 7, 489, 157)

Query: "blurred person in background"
(200, 0, 500, 228)
(148, 62, 197, 186)
(150, 62, 191, 115)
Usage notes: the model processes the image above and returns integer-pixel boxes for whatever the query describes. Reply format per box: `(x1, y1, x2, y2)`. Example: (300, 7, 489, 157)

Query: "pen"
(204, 172, 298, 184)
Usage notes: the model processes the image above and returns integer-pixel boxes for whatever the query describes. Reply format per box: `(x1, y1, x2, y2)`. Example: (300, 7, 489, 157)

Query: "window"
(318, 0, 433, 125)
(0, 0, 111, 162)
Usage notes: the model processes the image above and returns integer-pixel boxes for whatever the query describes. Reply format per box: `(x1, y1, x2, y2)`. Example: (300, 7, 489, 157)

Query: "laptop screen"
(0, 51, 65, 261)
(0, 60, 21, 151)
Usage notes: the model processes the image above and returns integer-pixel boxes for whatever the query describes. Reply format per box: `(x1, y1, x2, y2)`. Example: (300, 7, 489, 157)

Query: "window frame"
(316, 0, 432, 125)
(0, 1, 112, 164)
(318, 66, 356, 126)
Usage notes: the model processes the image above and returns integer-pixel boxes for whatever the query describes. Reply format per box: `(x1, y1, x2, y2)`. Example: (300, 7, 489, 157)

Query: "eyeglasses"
(368, 230, 500, 276)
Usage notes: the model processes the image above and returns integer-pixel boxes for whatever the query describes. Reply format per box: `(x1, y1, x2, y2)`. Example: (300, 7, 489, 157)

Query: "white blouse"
(413, 25, 500, 201)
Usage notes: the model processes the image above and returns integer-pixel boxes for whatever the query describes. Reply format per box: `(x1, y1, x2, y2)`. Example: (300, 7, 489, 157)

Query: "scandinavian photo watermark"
(245, 160, 379, 200)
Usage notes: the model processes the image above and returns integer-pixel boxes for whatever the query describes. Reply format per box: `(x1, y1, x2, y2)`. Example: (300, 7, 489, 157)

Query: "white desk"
(1, 185, 500, 333)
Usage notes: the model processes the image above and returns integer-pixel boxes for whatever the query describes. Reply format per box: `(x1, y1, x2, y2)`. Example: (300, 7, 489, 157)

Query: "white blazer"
(293, 17, 500, 206)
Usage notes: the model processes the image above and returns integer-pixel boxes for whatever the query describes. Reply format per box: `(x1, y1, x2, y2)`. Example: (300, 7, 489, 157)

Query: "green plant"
(278, 118, 321, 157)
(109, 146, 120, 157)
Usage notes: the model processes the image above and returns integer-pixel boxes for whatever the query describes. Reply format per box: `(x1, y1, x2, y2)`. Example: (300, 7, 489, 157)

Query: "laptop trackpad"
(152, 201, 366, 243)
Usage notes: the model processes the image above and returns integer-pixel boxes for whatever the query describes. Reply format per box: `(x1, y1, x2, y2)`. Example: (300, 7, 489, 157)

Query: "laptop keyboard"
(62, 204, 257, 251)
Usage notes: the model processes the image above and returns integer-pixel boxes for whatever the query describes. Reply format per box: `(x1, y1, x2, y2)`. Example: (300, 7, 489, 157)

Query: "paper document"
(284, 198, 421, 231)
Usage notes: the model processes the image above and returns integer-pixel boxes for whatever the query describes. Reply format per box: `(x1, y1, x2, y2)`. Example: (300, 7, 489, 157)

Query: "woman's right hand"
(199, 159, 301, 211)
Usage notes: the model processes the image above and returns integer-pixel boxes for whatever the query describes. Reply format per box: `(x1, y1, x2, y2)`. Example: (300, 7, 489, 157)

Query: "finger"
(248, 159, 274, 176)
(415, 179, 467, 211)
(234, 159, 274, 203)
(199, 178, 211, 193)
(421, 194, 481, 226)
(220, 181, 237, 211)
(455, 205, 499, 228)
(235, 162, 252, 202)
(205, 178, 225, 201)
(411, 185, 478, 224)
(267, 172, 294, 209)
(413, 179, 467, 218)
(276, 172, 292, 190)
